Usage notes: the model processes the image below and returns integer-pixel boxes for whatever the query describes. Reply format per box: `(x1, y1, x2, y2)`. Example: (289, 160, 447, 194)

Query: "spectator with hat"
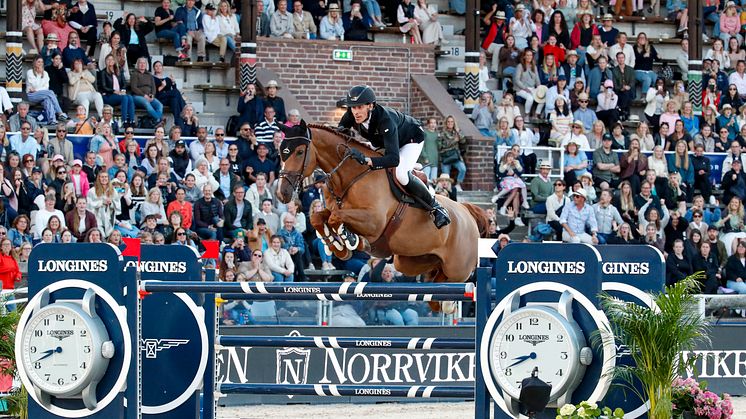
(481, 7, 507, 54)
(573, 92, 597, 132)
(263, 80, 286, 122)
(719, 2, 741, 45)
(718, 103, 739, 142)
(596, 79, 619, 129)
(41, 33, 62, 68)
(320, 3, 345, 40)
(509, 4, 531, 49)
(562, 140, 588, 186)
(598, 14, 618, 47)
(529, 160, 553, 214)
(561, 120, 590, 150)
(560, 50, 586, 87)
(560, 188, 598, 244)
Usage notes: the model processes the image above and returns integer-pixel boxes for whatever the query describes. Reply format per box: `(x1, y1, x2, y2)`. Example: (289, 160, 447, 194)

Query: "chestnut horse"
(276, 121, 489, 291)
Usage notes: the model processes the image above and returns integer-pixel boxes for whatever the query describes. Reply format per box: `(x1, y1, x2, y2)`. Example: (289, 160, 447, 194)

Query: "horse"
(275, 121, 489, 310)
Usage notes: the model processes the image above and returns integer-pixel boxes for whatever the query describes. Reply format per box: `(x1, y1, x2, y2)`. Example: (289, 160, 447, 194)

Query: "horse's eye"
(295, 149, 304, 156)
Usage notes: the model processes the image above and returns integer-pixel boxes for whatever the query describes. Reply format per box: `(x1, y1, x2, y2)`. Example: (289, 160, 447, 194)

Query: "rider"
(339, 85, 451, 229)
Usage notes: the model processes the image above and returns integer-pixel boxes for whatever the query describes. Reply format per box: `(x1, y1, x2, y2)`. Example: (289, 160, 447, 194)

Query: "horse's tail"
(461, 202, 490, 238)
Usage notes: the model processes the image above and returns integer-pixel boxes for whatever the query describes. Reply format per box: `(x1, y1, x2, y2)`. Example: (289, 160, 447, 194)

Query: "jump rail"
(140, 281, 475, 296)
(218, 383, 475, 398)
(217, 335, 476, 350)
(218, 292, 475, 302)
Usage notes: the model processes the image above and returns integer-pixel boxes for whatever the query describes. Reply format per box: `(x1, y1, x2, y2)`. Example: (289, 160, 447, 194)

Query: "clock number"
(83, 346, 91, 353)
(43, 318, 50, 326)
(529, 318, 539, 326)
(72, 318, 76, 326)
(57, 377, 65, 385)
(515, 323, 523, 330)
(34, 330, 43, 337)
(556, 334, 564, 343)
(80, 362, 87, 369)
(71, 374, 78, 382)
(80, 329, 87, 337)
(560, 351, 568, 360)
(56, 314, 65, 322)
(548, 323, 551, 331)
(34, 362, 41, 369)
(505, 334, 515, 342)
(556, 369, 564, 376)
(504, 368, 512, 376)
(44, 374, 50, 382)
(30, 346, 37, 354)
(500, 351, 507, 359)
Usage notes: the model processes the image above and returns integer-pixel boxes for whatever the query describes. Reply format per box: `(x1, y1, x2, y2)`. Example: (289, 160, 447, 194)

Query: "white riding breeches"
(396, 142, 424, 185)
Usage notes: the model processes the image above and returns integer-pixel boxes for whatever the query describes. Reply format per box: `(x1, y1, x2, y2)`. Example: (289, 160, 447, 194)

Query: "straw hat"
(495, 11, 506, 20)
(533, 85, 548, 104)
(436, 173, 453, 184)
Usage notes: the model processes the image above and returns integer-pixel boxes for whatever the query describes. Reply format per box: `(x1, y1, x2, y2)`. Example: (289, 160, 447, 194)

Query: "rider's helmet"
(344, 85, 377, 107)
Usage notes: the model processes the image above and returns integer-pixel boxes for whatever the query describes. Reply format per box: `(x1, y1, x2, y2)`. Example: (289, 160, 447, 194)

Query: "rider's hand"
(349, 148, 367, 165)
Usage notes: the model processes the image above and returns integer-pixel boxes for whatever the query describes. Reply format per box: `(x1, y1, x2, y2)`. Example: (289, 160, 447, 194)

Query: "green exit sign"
(333, 49, 353, 61)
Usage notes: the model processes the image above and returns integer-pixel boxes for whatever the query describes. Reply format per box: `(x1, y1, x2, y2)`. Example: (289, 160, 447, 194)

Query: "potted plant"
(556, 401, 625, 419)
(671, 377, 733, 419)
(598, 274, 711, 419)
(0, 302, 26, 419)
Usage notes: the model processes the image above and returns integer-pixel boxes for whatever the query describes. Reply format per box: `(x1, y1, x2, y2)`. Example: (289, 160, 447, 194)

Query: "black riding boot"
(405, 173, 451, 229)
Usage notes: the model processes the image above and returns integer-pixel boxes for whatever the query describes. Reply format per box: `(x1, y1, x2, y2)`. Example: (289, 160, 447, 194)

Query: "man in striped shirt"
(254, 105, 279, 143)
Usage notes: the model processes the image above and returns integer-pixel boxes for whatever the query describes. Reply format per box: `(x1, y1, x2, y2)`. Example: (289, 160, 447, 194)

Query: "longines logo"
(37, 259, 108, 272)
(519, 334, 549, 346)
(125, 260, 188, 273)
(48, 330, 74, 341)
(507, 261, 585, 274)
(141, 339, 190, 359)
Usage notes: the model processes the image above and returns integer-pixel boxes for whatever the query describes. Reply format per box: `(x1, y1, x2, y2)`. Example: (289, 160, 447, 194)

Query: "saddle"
(385, 168, 429, 211)
(368, 169, 429, 257)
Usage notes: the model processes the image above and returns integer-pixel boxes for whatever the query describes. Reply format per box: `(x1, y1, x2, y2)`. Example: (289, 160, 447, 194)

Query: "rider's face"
(351, 104, 373, 124)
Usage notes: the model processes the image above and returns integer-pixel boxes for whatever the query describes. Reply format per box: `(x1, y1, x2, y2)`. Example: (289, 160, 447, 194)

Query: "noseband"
(278, 135, 312, 197)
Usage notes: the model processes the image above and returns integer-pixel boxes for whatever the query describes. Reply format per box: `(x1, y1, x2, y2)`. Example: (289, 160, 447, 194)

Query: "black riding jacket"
(338, 104, 424, 170)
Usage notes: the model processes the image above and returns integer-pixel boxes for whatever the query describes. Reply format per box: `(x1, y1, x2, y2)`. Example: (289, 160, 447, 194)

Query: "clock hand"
(35, 346, 62, 363)
(507, 352, 537, 368)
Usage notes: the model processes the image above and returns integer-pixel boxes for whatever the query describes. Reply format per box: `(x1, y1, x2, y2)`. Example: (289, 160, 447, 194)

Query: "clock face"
(21, 305, 96, 396)
(489, 307, 581, 400)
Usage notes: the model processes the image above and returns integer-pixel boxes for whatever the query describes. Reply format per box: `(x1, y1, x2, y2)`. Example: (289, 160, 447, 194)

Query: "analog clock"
(488, 290, 592, 414)
(19, 288, 115, 410)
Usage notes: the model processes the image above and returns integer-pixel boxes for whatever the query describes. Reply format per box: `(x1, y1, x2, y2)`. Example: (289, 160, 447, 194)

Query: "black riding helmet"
(344, 85, 377, 106)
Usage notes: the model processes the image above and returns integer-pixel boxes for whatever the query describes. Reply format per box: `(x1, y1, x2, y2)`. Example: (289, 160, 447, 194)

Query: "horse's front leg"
(327, 208, 383, 253)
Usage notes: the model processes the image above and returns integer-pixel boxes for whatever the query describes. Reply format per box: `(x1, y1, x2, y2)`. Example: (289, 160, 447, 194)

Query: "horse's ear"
(276, 122, 290, 135)
(299, 119, 308, 130)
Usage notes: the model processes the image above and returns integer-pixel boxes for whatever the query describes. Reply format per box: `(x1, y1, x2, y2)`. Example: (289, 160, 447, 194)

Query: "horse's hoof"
(345, 234, 359, 251)
(441, 301, 457, 315)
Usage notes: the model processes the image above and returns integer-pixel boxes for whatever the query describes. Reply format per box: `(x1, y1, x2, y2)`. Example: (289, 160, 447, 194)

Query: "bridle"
(278, 135, 312, 198)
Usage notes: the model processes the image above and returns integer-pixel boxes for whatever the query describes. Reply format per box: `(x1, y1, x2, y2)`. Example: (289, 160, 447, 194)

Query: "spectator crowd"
(3, 0, 746, 326)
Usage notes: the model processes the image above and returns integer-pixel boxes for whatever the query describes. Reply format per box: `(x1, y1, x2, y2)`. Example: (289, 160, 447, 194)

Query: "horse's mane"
(308, 124, 378, 152)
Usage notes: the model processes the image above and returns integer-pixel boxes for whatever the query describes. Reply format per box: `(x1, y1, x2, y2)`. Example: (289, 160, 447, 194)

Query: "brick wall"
(256, 37, 492, 189)
(257, 38, 435, 125)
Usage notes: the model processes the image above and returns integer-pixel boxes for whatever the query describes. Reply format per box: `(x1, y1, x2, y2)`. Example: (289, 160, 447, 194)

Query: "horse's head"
(276, 120, 315, 203)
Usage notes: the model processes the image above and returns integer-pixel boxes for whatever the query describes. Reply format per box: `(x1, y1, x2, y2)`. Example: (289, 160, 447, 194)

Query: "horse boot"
(404, 172, 451, 229)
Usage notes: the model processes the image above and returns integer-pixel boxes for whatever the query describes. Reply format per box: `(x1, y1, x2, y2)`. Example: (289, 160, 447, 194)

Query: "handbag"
(441, 148, 461, 165)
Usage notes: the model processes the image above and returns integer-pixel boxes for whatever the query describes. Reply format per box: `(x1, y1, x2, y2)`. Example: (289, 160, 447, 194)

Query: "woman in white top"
(648, 145, 669, 179)
(477, 51, 490, 93)
(319, 3, 345, 40)
(264, 235, 295, 282)
(414, 0, 444, 45)
(560, 120, 590, 150)
(140, 187, 168, 226)
(638, 198, 670, 240)
(509, 4, 532, 50)
(397, 0, 423, 44)
(706, 39, 731, 70)
(202, 141, 220, 172)
(26, 56, 67, 124)
(67, 58, 104, 117)
(189, 158, 219, 192)
(511, 115, 538, 174)
(217, 1, 240, 54)
(87, 171, 122, 238)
